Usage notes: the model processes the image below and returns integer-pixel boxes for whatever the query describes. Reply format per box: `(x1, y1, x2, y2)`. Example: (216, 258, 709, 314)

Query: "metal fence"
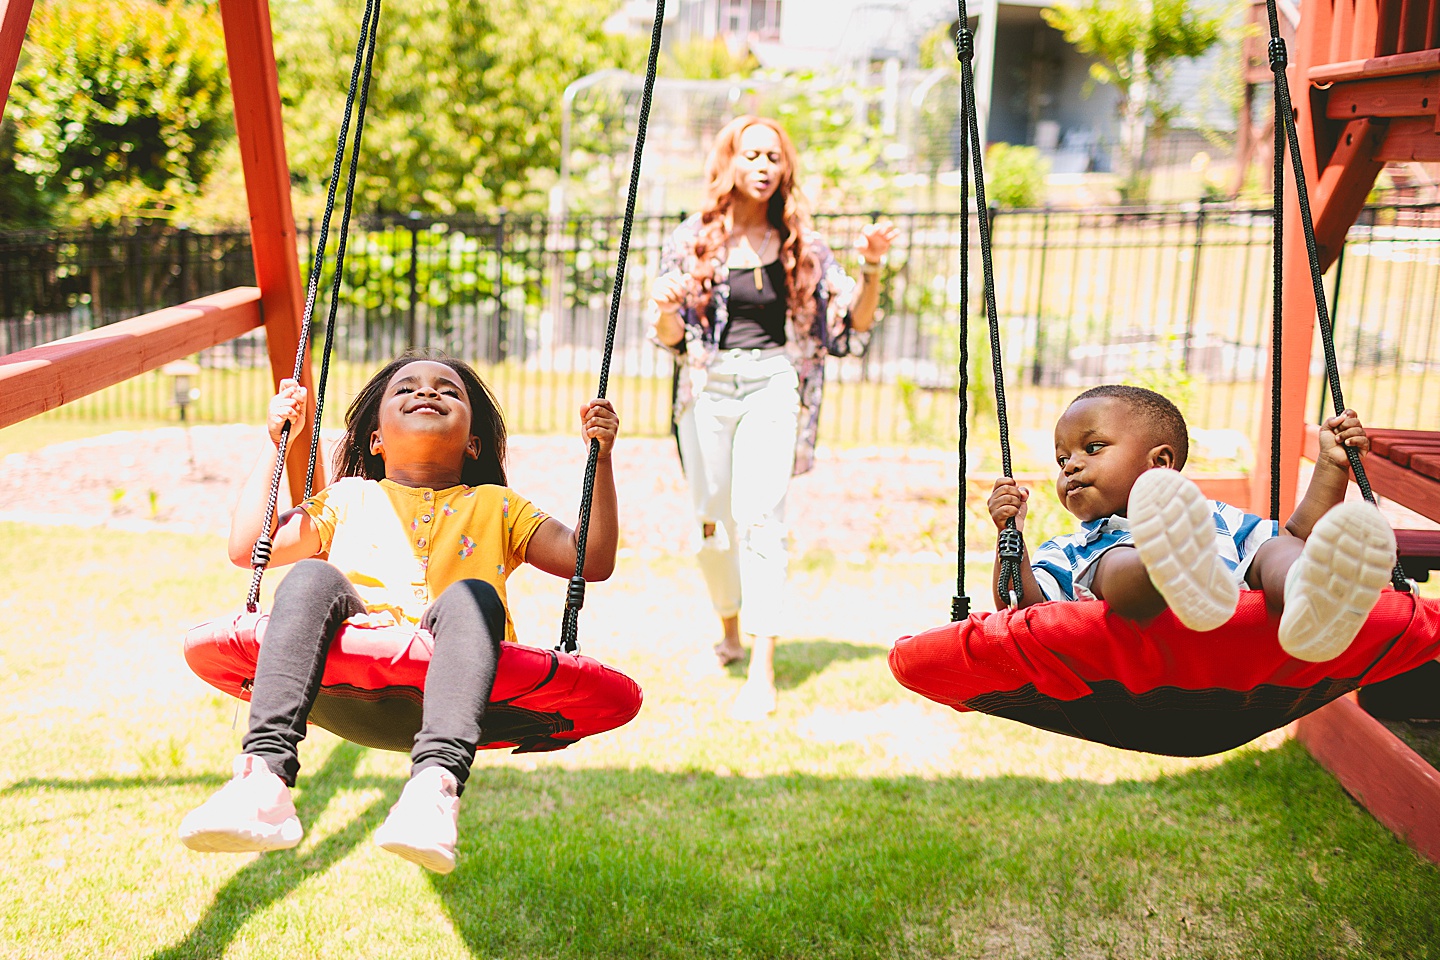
(4, 204, 1438, 467)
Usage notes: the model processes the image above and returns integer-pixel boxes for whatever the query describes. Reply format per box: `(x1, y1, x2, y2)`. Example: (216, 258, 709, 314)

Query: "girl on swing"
(178, 351, 620, 875)
(987, 385, 1397, 662)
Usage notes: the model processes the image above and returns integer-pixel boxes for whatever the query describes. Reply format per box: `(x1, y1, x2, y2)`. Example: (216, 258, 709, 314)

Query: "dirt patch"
(0, 426, 966, 563)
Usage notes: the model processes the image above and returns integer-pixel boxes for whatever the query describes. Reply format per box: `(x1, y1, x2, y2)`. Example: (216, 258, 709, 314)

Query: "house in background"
(602, 0, 1243, 194)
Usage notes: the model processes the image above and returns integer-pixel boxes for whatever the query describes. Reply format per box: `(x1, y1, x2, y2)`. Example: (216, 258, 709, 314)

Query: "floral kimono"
(652, 213, 868, 475)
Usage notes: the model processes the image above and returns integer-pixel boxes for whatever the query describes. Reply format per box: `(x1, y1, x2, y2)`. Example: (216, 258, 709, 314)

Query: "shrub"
(984, 143, 1049, 209)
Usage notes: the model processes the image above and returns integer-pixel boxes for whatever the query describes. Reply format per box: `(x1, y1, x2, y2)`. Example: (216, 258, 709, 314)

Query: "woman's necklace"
(751, 226, 775, 291)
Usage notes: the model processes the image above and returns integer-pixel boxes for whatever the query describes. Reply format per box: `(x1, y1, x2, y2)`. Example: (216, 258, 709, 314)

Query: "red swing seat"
(186, 611, 643, 754)
(890, 590, 1440, 757)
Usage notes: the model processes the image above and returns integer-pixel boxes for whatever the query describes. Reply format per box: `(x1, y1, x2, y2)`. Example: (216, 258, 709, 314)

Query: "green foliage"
(272, 0, 640, 216)
(1043, 0, 1227, 200)
(984, 143, 1049, 208)
(754, 71, 897, 212)
(3, 0, 232, 225)
(1043, 0, 1226, 98)
(660, 38, 759, 80)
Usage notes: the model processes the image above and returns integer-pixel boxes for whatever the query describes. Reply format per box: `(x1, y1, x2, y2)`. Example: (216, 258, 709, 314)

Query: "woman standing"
(650, 115, 895, 719)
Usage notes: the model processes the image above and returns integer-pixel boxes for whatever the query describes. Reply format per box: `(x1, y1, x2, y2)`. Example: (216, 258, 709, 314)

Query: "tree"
(272, 0, 643, 215)
(2, 0, 232, 225)
(660, 38, 759, 81)
(1043, 0, 1227, 200)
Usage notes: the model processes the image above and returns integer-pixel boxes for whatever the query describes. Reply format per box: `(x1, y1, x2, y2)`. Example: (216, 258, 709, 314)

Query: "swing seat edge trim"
(185, 610, 644, 754)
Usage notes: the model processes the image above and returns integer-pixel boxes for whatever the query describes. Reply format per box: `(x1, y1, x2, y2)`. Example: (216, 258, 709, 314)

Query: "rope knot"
(954, 27, 974, 62)
(250, 536, 273, 570)
(1268, 37, 1288, 69)
(565, 575, 587, 611)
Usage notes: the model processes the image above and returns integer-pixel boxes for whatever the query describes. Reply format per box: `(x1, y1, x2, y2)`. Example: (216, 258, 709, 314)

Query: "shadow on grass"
(2, 774, 230, 794)
(144, 742, 398, 960)
(16, 740, 1438, 957)
(418, 741, 1440, 959)
(771, 638, 886, 690)
(722, 638, 886, 687)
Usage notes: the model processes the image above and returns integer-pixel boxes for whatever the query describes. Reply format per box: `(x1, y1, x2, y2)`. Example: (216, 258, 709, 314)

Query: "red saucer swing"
(184, 0, 670, 753)
(890, 0, 1440, 758)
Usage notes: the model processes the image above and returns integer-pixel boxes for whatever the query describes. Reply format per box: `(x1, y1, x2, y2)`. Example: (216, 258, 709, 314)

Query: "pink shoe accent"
(178, 755, 303, 853)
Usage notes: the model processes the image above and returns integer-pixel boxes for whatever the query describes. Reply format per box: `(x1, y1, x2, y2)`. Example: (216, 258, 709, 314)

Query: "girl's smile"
(371, 360, 482, 487)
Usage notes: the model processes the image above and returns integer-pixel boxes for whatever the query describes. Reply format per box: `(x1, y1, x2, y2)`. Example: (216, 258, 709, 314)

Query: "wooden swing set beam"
(0, 0, 318, 504)
(0, 288, 263, 429)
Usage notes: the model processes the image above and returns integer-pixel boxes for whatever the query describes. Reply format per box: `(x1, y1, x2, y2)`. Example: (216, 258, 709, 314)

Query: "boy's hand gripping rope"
(558, 0, 667, 653)
(952, 0, 1024, 619)
(1262, 0, 1410, 593)
(246, 0, 383, 612)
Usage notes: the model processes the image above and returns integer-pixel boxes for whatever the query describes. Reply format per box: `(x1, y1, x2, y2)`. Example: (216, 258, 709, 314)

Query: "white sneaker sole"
(1128, 468, 1239, 632)
(375, 831, 457, 875)
(179, 816, 303, 853)
(1279, 501, 1396, 662)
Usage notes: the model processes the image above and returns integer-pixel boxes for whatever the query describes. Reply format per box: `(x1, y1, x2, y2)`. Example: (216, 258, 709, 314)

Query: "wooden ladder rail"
(1265, 0, 1440, 867)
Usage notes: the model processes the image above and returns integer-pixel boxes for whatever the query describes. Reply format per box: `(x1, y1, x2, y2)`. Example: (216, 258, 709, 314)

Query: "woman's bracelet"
(859, 260, 884, 277)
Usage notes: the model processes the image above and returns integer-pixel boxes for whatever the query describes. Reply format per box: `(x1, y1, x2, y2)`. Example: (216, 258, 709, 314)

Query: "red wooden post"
(0, 0, 35, 121)
(217, 0, 322, 504)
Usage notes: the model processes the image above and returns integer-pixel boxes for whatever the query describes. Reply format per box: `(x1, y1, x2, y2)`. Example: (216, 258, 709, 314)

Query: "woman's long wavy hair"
(333, 350, 508, 487)
(690, 116, 820, 324)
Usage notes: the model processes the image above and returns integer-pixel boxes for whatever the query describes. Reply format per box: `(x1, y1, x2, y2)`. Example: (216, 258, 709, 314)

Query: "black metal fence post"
(406, 211, 421, 350)
(1182, 197, 1208, 372)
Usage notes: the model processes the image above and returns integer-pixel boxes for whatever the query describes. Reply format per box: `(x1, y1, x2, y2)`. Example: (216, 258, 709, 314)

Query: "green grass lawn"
(1, 522, 1437, 959)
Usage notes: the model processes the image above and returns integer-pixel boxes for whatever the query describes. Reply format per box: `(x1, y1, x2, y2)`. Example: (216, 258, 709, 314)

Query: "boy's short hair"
(1072, 384, 1189, 468)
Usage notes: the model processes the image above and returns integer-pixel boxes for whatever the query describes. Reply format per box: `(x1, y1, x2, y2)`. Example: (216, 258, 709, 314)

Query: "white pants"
(676, 348, 799, 638)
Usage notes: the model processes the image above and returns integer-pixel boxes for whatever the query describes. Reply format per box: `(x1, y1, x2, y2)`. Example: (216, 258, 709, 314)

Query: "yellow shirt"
(300, 477, 550, 646)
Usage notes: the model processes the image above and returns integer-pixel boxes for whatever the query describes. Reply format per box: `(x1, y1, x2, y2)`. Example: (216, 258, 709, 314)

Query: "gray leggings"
(242, 559, 503, 793)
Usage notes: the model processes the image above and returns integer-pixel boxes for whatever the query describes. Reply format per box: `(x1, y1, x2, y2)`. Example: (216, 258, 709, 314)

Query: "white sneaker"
(729, 679, 777, 721)
(178, 755, 303, 853)
(1127, 468, 1239, 632)
(1279, 502, 1397, 662)
(373, 766, 460, 875)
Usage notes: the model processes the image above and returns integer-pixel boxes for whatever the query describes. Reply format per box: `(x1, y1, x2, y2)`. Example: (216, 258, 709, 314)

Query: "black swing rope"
(244, 0, 672, 650)
(948, 0, 1410, 620)
(1262, 0, 1409, 592)
(246, 0, 383, 612)
(952, 0, 1023, 620)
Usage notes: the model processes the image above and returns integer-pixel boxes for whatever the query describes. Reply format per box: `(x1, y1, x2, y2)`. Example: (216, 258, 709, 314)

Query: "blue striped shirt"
(1031, 502, 1280, 602)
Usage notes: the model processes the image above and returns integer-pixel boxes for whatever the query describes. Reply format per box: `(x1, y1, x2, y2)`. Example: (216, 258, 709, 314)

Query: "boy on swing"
(987, 385, 1399, 662)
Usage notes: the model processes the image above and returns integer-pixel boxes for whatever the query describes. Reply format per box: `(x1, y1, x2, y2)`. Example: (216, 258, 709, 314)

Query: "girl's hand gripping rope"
(267, 379, 309, 447)
(581, 399, 620, 460)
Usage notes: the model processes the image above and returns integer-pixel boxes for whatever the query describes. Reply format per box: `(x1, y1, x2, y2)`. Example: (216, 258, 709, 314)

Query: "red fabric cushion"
(185, 611, 642, 754)
(890, 590, 1440, 756)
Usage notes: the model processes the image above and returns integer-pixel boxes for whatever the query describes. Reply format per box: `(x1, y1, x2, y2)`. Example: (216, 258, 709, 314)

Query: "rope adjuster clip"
(565, 575, 587, 612)
(954, 27, 974, 63)
(250, 535, 273, 570)
(996, 525, 1025, 610)
(1268, 37, 1288, 70)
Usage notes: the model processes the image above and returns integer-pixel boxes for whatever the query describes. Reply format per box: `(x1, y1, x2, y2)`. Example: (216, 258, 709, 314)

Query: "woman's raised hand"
(650, 272, 688, 313)
(855, 221, 898, 264)
(649, 271, 689, 346)
(267, 379, 308, 446)
(581, 398, 620, 459)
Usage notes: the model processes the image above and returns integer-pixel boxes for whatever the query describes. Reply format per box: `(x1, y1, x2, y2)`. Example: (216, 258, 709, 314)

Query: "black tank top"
(720, 260, 787, 350)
